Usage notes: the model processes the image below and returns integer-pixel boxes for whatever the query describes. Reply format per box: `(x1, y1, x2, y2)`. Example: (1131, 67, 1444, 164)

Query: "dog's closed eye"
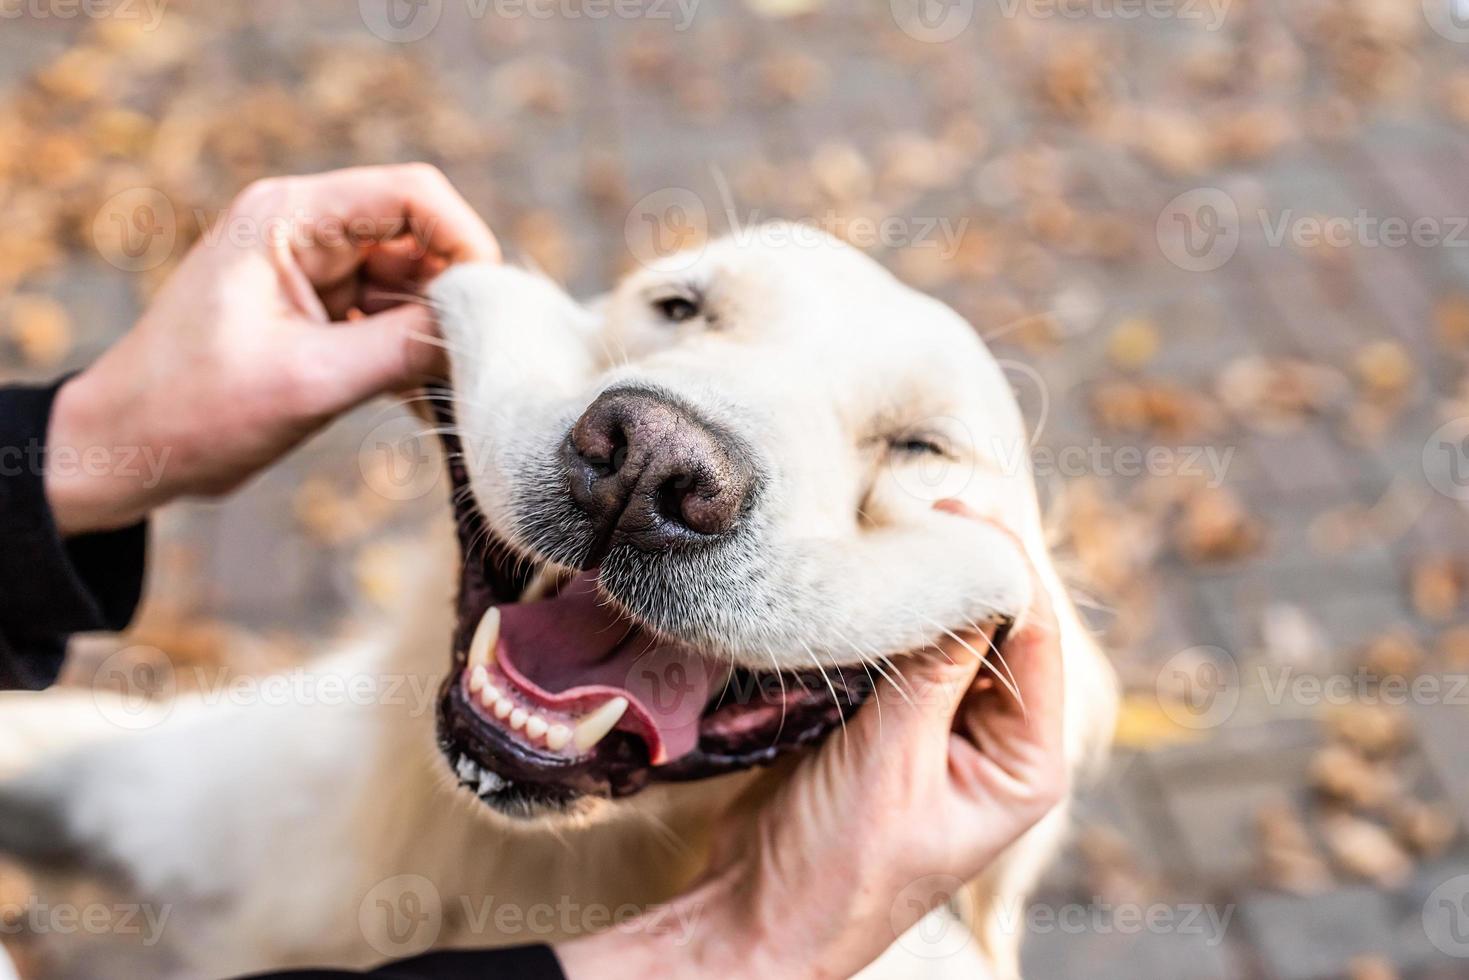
(890, 434, 952, 458)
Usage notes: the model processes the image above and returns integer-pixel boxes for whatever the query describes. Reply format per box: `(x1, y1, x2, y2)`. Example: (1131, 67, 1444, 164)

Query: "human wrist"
(555, 871, 764, 979)
(44, 365, 162, 536)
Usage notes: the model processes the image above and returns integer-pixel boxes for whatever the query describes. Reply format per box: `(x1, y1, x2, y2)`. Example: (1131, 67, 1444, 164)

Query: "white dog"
(0, 225, 1114, 979)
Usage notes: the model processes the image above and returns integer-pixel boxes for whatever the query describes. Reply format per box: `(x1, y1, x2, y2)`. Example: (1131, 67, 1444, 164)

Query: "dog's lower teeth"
(476, 770, 506, 796)
(546, 724, 572, 751)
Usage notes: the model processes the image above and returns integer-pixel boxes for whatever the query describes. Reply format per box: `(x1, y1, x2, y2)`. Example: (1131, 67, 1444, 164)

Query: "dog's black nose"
(564, 388, 754, 553)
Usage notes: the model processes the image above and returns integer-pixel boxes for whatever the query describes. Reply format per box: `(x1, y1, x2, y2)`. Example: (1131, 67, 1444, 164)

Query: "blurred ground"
(3, 1, 1469, 977)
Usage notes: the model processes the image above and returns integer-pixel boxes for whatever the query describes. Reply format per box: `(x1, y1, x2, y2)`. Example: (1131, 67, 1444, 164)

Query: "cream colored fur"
(0, 227, 1114, 979)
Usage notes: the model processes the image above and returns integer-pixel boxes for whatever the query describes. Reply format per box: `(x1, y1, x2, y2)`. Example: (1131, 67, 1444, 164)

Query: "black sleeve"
(240, 945, 567, 979)
(0, 380, 148, 690)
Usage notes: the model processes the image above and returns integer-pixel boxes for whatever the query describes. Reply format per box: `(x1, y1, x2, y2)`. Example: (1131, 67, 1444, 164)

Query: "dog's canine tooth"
(518, 565, 567, 604)
(509, 708, 528, 730)
(572, 696, 628, 752)
(468, 665, 489, 694)
(493, 698, 513, 720)
(545, 723, 572, 751)
(468, 607, 500, 671)
(525, 716, 548, 740)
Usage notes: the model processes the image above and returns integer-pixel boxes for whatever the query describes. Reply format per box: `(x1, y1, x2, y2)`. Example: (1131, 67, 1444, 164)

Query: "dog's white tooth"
(509, 707, 528, 730)
(468, 665, 489, 694)
(573, 696, 628, 752)
(525, 715, 548, 740)
(480, 682, 502, 708)
(545, 723, 572, 751)
(468, 607, 500, 671)
(493, 698, 513, 720)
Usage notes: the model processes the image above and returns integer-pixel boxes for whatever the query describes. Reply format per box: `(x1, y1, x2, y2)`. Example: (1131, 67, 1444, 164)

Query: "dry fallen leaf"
(1360, 629, 1424, 679)
(1216, 356, 1346, 433)
(1112, 693, 1206, 749)
(1310, 744, 1398, 810)
(1319, 813, 1413, 889)
(1324, 703, 1405, 758)
(1353, 340, 1414, 399)
(1105, 317, 1161, 371)
(1256, 802, 1334, 895)
(1410, 556, 1463, 622)
(1175, 486, 1263, 564)
(1391, 799, 1457, 858)
(1346, 954, 1400, 980)
(5, 294, 73, 368)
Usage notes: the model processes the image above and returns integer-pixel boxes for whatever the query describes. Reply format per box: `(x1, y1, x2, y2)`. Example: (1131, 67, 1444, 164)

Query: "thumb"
(851, 632, 987, 751)
(301, 303, 448, 413)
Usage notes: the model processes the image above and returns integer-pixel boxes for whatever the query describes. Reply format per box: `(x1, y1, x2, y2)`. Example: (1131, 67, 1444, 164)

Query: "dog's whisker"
(798, 640, 848, 743)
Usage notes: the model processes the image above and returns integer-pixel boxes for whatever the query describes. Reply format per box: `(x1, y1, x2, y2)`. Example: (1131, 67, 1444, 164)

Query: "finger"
(233, 166, 499, 297)
(951, 564, 1066, 792)
(927, 498, 1064, 745)
(296, 304, 448, 413)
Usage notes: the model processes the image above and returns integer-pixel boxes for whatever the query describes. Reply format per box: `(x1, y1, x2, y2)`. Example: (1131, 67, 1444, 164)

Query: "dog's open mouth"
(430, 393, 880, 812)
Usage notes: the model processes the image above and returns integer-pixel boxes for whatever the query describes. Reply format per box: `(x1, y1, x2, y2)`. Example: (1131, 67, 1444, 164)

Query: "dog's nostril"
(586, 428, 627, 477)
(656, 472, 709, 534)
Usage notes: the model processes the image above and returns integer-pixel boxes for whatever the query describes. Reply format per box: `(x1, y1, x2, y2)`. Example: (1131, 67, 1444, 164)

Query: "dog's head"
(428, 224, 1052, 818)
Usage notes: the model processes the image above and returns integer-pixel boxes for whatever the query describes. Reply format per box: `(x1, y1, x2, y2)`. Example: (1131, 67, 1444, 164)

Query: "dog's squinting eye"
(891, 437, 949, 458)
(652, 295, 700, 323)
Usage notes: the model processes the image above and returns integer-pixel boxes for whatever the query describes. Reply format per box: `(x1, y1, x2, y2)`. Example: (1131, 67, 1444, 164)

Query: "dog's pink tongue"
(495, 573, 713, 764)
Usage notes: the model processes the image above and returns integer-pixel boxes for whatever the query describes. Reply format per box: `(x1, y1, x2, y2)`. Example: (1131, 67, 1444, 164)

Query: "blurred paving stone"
(1148, 721, 1321, 885)
(1239, 886, 1400, 980)
(1021, 905, 1241, 980)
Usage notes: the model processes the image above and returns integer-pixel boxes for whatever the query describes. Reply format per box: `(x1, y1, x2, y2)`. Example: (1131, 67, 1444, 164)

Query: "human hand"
(45, 164, 498, 536)
(557, 504, 1067, 979)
